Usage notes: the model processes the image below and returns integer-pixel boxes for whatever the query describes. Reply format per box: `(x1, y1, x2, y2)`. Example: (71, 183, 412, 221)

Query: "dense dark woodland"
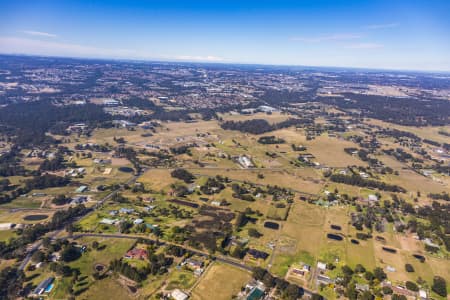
(320, 93, 450, 126)
(221, 118, 312, 135)
(0, 101, 110, 146)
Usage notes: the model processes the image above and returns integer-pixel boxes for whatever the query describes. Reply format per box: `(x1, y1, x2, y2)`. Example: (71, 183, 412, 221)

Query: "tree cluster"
(329, 174, 405, 192)
(170, 168, 195, 183)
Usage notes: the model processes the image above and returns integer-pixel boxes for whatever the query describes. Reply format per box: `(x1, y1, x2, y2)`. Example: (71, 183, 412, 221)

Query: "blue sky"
(0, 0, 449, 71)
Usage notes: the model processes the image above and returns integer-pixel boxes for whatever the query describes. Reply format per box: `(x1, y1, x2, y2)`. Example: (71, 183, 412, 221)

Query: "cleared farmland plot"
(191, 263, 251, 300)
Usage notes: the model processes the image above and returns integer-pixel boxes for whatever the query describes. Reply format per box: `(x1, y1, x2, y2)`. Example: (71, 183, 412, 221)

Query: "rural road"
(70, 232, 253, 271)
(18, 228, 64, 271)
(69, 232, 315, 297)
(18, 168, 146, 271)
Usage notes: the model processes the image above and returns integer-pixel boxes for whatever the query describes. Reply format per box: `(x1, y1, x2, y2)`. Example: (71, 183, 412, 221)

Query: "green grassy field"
(68, 237, 135, 273)
(165, 269, 197, 290)
(0, 196, 43, 209)
(0, 229, 16, 242)
(47, 237, 135, 299)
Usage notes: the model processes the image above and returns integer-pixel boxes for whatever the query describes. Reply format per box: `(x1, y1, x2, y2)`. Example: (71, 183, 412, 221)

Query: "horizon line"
(1, 52, 449, 74)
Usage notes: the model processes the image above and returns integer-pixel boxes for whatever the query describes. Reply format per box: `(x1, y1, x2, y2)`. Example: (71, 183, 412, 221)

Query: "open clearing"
(271, 201, 326, 277)
(192, 168, 323, 195)
(165, 269, 197, 290)
(77, 277, 134, 300)
(191, 262, 251, 300)
(367, 119, 450, 144)
(273, 131, 366, 168)
(219, 112, 290, 124)
(139, 169, 178, 191)
(271, 202, 379, 282)
(0, 209, 55, 224)
(45, 237, 135, 298)
(0, 229, 16, 242)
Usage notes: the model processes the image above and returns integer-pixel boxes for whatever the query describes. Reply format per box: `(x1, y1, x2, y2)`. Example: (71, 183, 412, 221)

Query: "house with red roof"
(124, 248, 148, 260)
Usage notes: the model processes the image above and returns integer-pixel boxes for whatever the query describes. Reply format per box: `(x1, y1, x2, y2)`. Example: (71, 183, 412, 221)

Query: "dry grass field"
(219, 112, 291, 124)
(368, 229, 448, 284)
(0, 258, 15, 272)
(135, 120, 222, 149)
(88, 127, 149, 145)
(77, 277, 134, 300)
(0, 209, 55, 224)
(366, 119, 450, 144)
(139, 169, 178, 191)
(271, 201, 326, 277)
(191, 262, 251, 300)
(192, 168, 323, 196)
(385, 168, 448, 195)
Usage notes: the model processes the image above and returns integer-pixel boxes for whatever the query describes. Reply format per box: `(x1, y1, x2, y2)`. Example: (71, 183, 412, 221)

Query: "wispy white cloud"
(345, 43, 384, 49)
(0, 36, 135, 57)
(364, 23, 399, 30)
(20, 30, 58, 38)
(170, 55, 225, 62)
(290, 33, 361, 43)
(0, 36, 227, 63)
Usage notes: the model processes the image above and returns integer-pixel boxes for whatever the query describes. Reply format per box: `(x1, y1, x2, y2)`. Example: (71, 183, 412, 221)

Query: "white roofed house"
(133, 218, 144, 225)
(317, 274, 334, 285)
(70, 195, 88, 205)
(75, 185, 88, 193)
(237, 155, 254, 168)
(103, 98, 120, 106)
(93, 158, 112, 165)
(100, 218, 118, 225)
(67, 123, 88, 133)
(367, 194, 378, 202)
(258, 105, 277, 113)
(419, 289, 427, 300)
(359, 172, 369, 178)
(171, 289, 189, 300)
(355, 283, 369, 292)
(112, 119, 136, 128)
(317, 261, 327, 271)
(119, 207, 135, 214)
